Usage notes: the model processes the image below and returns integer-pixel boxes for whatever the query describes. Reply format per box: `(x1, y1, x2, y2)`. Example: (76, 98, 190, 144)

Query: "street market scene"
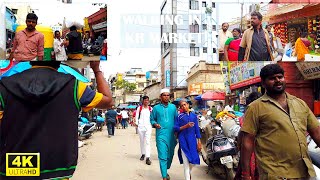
(2, 0, 320, 180)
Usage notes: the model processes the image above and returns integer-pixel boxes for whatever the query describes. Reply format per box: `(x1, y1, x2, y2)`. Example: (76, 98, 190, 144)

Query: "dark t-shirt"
(106, 110, 117, 123)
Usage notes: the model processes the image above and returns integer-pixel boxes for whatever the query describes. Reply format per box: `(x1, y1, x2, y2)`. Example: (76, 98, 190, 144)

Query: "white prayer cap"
(160, 88, 170, 95)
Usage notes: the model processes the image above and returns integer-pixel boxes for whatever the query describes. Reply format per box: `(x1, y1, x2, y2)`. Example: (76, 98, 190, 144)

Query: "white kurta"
(54, 38, 67, 61)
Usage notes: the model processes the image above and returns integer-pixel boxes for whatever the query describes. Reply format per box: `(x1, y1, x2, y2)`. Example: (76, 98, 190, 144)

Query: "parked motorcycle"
(88, 41, 103, 55)
(198, 112, 238, 180)
(92, 115, 105, 131)
(78, 116, 96, 139)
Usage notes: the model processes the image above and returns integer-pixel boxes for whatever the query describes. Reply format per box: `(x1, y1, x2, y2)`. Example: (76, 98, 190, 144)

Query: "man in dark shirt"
(106, 106, 118, 137)
(65, 25, 83, 60)
(238, 11, 273, 61)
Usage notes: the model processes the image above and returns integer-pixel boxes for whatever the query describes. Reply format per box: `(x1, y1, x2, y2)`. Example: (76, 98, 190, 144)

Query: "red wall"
(278, 62, 314, 111)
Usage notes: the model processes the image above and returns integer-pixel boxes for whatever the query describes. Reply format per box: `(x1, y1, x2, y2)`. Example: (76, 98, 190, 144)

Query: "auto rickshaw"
(16, 25, 54, 60)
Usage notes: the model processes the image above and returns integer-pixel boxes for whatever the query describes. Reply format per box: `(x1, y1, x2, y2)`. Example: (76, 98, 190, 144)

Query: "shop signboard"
(165, 70, 170, 87)
(229, 62, 274, 90)
(92, 21, 107, 30)
(296, 62, 320, 80)
(220, 62, 231, 94)
(189, 83, 202, 95)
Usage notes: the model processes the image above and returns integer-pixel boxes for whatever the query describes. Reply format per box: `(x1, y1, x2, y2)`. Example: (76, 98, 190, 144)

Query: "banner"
(229, 62, 273, 90)
(220, 61, 231, 94)
(296, 62, 320, 80)
(188, 83, 202, 95)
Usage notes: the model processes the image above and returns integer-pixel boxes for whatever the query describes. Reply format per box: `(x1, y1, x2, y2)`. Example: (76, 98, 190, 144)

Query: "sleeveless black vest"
(0, 68, 80, 179)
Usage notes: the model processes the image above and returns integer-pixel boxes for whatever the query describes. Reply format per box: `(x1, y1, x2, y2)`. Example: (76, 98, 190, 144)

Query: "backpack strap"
(138, 106, 142, 120)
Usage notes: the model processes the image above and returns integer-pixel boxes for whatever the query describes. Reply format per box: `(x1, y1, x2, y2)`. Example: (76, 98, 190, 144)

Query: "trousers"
(181, 149, 194, 180)
(138, 126, 152, 157)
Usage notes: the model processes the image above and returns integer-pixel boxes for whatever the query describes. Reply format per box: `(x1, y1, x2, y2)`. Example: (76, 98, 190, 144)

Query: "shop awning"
(296, 62, 320, 80)
(265, 4, 307, 18)
(94, 27, 107, 33)
(266, 3, 320, 24)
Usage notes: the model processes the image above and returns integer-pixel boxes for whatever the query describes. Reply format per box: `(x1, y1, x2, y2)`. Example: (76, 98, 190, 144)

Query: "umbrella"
(0, 62, 90, 83)
(126, 105, 137, 109)
(172, 98, 192, 105)
(201, 91, 226, 101)
(195, 95, 202, 101)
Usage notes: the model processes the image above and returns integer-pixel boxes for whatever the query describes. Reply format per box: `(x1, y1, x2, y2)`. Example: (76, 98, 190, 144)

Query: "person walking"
(240, 63, 320, 180)
(174, 99, 201, 180)
(0, 61, 113, 179)
(8, 13, 44, 61)
(53, 30, 67, 61)
(150, 89, 178, 180)
(135, 96, 153, 165)
(218, 22, 233, 61)
(105, 106, 117, 137)
(120, 108, 129, 129)
(116, 109, 122, 129)
(238, 11, 273, 61)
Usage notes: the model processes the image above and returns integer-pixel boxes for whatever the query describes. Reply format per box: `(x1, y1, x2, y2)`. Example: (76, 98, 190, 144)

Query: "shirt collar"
(261, 92, 294, 102)
(23, 29, 39, 36)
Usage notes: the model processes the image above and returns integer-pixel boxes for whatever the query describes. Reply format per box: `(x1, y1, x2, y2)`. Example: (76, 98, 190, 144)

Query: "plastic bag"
(65, 20, 84, 29)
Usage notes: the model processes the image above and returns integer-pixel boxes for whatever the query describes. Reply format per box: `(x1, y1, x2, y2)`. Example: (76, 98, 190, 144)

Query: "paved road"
(72, 126, 220, 180)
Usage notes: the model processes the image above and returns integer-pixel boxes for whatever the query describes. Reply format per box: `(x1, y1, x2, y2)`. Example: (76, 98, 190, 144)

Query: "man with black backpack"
(135, 96, 152, 165)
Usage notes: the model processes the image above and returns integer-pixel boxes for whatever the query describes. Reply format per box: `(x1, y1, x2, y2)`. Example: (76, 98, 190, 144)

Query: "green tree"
(115, 80, 136, 92)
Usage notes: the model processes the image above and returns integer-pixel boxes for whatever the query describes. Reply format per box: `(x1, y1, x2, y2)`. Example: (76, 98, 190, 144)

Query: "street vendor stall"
(267, 3, 320, 61)
(227, 61, 317, 114)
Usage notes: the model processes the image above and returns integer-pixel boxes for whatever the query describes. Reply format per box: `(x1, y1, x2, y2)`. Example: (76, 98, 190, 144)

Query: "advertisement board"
(229, 62, 274, 90)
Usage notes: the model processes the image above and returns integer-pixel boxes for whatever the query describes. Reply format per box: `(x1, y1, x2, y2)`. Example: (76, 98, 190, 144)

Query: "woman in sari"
(224, 28, 242, 61)
(294, 32, 312, 61)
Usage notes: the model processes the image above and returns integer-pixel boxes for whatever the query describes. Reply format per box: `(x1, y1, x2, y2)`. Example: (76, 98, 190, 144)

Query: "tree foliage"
(115, 80, 136, 92)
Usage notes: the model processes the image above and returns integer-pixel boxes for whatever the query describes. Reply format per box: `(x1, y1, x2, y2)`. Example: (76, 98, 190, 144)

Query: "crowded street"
(72, 126, 219, 180)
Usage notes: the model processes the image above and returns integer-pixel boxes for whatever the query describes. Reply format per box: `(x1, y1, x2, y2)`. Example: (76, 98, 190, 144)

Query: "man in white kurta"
(135, 96, 153, 165)
(53, 30, 67, 61)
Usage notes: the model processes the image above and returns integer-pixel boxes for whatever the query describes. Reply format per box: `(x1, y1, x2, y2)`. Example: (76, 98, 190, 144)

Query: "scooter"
(93, 115, 105, 131)
(198, 112, 238, 180)
(78, 116, 96, 139)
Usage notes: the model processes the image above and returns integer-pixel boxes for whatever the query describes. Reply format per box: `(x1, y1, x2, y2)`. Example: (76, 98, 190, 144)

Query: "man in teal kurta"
(150, 88, 178, 180)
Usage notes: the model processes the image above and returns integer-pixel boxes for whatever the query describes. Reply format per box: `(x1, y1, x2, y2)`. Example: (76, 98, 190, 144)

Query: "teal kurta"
(150, 103, 178, 178)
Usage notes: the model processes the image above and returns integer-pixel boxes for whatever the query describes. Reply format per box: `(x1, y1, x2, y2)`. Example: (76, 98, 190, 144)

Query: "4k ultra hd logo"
(6, 153, 40, 176)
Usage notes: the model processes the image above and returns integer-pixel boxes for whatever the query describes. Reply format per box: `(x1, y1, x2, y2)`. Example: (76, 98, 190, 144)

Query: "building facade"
(186, 60, 225, 96)
(160, 0, 218, 97)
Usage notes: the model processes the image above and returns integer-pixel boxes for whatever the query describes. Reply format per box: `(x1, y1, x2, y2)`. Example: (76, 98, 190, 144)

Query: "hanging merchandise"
(316, 16, 320, 46)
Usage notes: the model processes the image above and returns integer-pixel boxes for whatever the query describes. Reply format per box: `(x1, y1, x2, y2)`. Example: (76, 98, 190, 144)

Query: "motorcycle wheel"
(85, 134, 91, 139)
(224, 166, 235, 180)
